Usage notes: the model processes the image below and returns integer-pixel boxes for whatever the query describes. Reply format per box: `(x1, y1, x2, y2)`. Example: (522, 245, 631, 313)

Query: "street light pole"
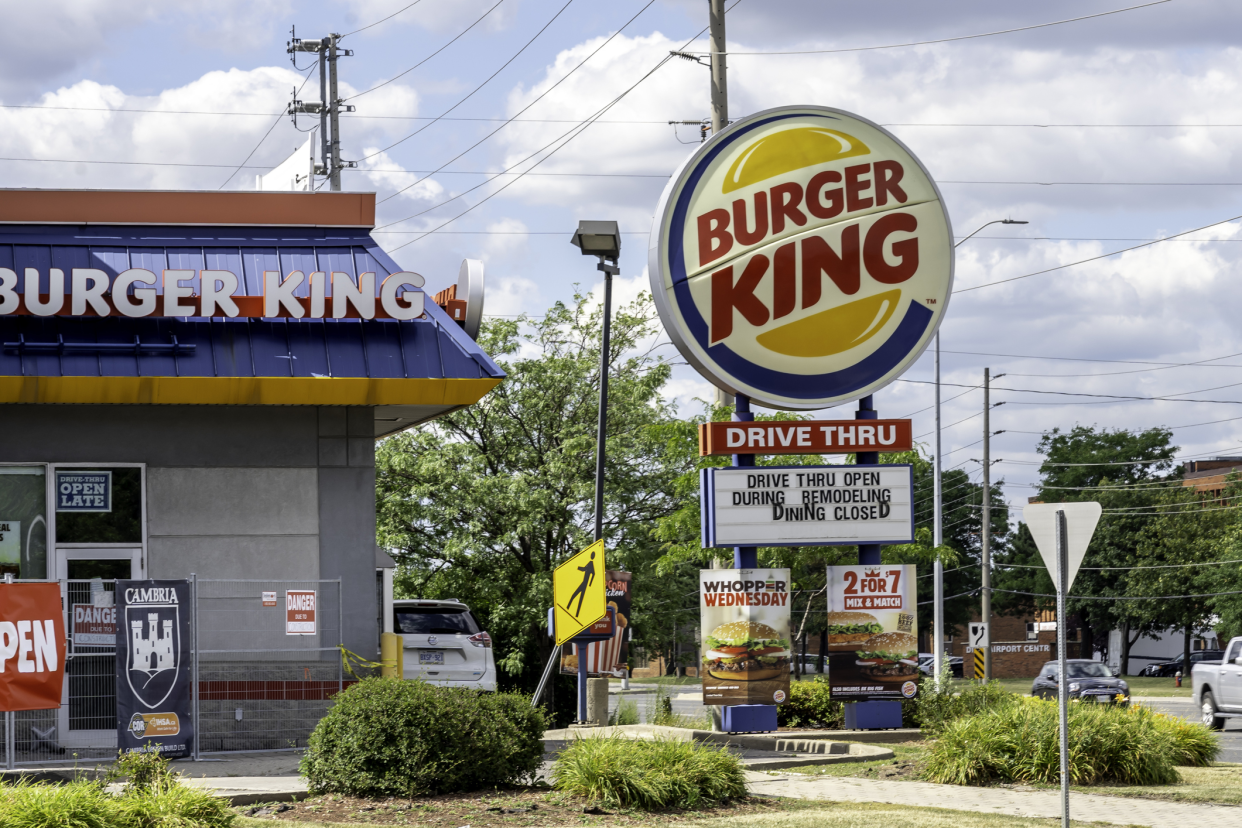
(937, 219, 1026, 682)
(571, 221, 622, 725)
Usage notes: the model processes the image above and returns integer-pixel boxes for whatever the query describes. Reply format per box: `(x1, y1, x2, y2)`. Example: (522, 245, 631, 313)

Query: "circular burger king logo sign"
(649, 105, 953, 409)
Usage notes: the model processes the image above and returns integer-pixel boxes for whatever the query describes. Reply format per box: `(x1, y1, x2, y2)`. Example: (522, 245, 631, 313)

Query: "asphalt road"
(1141, 697, 1242, 763)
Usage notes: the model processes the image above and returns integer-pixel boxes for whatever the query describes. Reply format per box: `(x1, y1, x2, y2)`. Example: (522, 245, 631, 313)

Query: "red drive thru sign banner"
(0, 582, 67, 711)
(700, 419, 912, 456)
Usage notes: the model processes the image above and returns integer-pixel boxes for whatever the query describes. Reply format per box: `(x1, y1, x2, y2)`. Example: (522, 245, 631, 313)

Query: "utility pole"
(708, 0, 733, 409)
(287, 30, 355, 190)
(981, 368, 996, 680)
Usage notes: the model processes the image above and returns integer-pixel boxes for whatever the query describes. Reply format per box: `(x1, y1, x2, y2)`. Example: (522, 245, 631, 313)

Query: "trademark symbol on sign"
(925, 298, 937, 304)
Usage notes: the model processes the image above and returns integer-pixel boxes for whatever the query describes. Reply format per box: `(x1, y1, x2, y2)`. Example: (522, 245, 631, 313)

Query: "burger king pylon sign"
(649, 105, 953, 409)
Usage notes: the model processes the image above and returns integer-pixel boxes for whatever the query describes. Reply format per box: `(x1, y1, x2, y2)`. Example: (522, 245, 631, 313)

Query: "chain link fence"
(2, 577, 345, 769)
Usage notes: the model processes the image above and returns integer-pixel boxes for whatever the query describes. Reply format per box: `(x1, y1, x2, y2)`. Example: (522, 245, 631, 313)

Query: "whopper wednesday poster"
(699, 569, 791, 706)
(826, 564, 919, 701)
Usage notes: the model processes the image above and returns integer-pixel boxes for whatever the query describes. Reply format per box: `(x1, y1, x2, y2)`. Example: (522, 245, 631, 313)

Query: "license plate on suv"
(419, 652, 444, 665)
(1094, 694, 1112, 703)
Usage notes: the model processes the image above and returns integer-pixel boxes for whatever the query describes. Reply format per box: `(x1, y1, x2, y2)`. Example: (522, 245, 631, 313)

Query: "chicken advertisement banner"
(699, 569, 791, 706)
(826, 564, 918, 701)
(560, 570, 631, 677)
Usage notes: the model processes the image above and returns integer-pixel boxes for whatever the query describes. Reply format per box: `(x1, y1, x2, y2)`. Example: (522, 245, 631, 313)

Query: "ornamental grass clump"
(550, 735, 747, 810)
(923, 696, 1220, 787)
(0, 750, 234, 828)
(300, 677, 545, 797)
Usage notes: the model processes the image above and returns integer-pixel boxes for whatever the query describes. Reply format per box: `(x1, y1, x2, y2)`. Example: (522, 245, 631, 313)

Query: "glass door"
(55, 548, 143, 750)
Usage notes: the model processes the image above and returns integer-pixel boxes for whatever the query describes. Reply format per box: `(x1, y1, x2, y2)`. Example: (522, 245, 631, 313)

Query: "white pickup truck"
(1193, 636, 1242, 730)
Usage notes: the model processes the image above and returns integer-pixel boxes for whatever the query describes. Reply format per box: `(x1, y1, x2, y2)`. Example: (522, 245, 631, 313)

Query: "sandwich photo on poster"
(699, 569, 791, 706)
(826, 565, 918, 701)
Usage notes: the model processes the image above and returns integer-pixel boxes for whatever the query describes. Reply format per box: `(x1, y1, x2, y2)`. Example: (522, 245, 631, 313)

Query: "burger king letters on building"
(650, 106, 953, 409)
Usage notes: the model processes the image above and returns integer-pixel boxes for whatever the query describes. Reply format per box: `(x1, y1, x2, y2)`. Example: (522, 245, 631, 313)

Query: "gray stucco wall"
(0, 404, 379, 655)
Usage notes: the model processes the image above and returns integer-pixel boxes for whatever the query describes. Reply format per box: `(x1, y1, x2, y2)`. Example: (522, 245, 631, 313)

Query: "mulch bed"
(240, 789, 787, 826)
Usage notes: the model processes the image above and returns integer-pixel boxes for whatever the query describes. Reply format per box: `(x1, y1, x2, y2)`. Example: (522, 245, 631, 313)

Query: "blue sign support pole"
(845, 393, 902, 729)
(855, 395, 881, 566)
(732, 393, 757, 569)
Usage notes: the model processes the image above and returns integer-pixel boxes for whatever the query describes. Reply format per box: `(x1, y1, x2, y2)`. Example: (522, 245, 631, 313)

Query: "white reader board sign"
(701, 464, 914, 548)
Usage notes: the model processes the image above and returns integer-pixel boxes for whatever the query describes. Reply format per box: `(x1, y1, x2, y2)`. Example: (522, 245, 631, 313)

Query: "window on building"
(0, 467, 48, 579)
(55, 467, 143, 544)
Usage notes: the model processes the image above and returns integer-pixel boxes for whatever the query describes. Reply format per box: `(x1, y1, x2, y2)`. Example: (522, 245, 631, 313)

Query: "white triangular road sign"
(1021, 502, 1102, 592)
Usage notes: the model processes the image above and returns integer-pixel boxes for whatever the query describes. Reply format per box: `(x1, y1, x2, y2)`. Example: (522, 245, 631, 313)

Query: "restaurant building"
(0, 188, 503, 661)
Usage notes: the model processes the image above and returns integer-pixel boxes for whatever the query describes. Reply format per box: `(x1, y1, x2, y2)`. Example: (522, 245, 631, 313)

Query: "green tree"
(375, 291, 691, 693)
(993, 425, 1180, 671)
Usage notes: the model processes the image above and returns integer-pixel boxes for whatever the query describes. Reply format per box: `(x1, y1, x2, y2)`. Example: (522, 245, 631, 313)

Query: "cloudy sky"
(6, 0, 1242, 520)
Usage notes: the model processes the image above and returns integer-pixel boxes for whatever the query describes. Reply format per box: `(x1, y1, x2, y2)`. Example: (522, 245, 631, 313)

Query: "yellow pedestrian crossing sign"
(553, 540, 606, 645)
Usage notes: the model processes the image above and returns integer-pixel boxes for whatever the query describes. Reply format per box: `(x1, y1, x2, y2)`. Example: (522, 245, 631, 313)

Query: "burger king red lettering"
(650, 106, 953, 410)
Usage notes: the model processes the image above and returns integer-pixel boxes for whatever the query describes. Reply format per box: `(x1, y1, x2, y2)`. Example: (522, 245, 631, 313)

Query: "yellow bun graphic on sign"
(722, 128, 871, 193)
(756, 289, 901, 358)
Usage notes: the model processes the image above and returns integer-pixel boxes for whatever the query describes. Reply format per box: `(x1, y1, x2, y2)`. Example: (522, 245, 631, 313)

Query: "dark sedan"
(1031, 660, 1129, 704)
(1139, 651, 1224, 677)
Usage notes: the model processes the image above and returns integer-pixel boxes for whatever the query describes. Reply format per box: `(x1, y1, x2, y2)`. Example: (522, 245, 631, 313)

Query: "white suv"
(393, 599, 496, 691)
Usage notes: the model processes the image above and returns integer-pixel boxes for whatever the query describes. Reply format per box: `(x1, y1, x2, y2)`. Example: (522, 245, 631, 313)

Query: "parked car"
(1031, 659, 1129, 704)
(1140, 650, 1226, 677)
(916, 654, 963, 678)
(393, 599, 496, 691)
(1191, 637, 1242, 730)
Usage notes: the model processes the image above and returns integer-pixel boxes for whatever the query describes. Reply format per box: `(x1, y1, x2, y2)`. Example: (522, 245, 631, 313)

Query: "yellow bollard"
(381, 632, 404, 679)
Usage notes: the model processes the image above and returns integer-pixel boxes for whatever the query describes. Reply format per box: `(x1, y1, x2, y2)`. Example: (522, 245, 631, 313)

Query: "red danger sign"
(1, 583, 67, 711)
(72, 604, 117, 646)
(286, 590, 316, 635)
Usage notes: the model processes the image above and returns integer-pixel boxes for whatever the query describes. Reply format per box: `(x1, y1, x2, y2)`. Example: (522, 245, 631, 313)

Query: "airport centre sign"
(649, 105, 954, 409)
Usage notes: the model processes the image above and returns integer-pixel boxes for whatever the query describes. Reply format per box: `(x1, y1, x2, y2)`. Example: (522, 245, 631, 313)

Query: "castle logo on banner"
(116, 580, 193, 757)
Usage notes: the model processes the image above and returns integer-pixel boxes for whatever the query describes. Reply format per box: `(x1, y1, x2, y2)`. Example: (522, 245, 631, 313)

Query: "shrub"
(922, 697, 1220, 787)
(1156, 710, 1220, 767)
(913, 674, 1015, 733)
(551, 736, 746, 809)
(0, 779, 119, 828)
(300, 677, 545, 797)
(777, 678, 842, 729)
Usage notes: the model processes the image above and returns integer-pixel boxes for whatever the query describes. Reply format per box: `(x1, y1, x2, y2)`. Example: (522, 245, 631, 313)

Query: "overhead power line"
(372, 0, 660, 205)
(694, 1, 1171, 56)
(954, 212, 1242, 293)
(993, 587, 1242, 601)
(998, 557, 1242, 571)
(219, 64, 316, 189)
(346, 0, 508, 102)
(379, 0, 747, 245)
(341, 0, 427, 38)
(6, 103, 1242, 130)
(944, 349, 1242, 367)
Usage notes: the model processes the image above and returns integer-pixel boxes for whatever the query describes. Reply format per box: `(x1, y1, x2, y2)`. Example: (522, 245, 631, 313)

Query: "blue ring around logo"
(665, 112, 933, 402)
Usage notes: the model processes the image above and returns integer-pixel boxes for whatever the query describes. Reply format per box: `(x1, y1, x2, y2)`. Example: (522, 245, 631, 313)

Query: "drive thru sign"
(552, 540, 606, 645)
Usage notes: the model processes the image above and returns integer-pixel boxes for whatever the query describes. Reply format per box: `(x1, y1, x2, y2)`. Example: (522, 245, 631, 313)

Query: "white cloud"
(339, 0, 517, 36)
(0, 68, 423, 191)
(0, 1, 291, 93)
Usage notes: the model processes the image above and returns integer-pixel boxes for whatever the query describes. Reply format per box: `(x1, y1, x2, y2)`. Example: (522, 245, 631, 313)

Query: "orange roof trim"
(0, 189, 376, 227)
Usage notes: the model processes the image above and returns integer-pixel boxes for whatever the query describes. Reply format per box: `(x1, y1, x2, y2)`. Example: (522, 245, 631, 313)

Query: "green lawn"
(1066, 763, 1242, 805)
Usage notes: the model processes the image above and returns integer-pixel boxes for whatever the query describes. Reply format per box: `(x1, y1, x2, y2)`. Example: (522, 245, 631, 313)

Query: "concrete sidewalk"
(746, 771, 1241, 827)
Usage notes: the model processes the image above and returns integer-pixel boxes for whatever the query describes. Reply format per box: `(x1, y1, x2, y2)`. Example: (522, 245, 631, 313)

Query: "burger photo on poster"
(702, 620, 790, 681)
(825, 611, 883, 650)
(855, 630, 919, 680)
